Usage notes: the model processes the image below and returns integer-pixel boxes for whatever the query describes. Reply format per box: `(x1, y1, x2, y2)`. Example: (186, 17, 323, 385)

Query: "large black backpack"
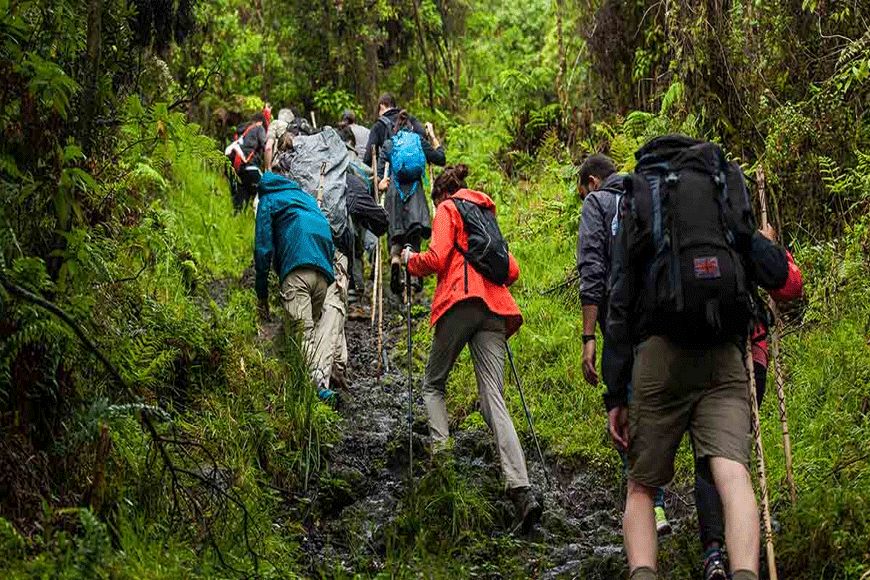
(452, 198, 511, 288)
(625, 135, 756, 345)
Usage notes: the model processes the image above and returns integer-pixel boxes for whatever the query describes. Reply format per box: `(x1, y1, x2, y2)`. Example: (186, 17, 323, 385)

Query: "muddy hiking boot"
(329, 370, 348, 392)
(703, 546, 728, 580)
(507, 486, 542, 535)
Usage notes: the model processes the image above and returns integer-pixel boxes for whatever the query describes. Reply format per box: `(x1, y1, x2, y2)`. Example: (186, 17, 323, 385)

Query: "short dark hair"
(579, 154, 616, 189)
(378, 93, 396, 109)
(341, 109, 356, 124)
(250, 112, 266, 124)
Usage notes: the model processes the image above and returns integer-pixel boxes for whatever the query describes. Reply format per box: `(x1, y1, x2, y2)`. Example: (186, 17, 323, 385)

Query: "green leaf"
(62, 144, 85, 163)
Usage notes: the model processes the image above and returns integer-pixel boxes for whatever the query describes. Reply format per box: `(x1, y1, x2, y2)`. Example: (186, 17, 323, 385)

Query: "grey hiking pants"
(423, 299, 530, 490)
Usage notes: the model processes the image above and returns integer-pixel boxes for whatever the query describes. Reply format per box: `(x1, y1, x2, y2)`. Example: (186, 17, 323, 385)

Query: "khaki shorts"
(627, 335, 752, 488)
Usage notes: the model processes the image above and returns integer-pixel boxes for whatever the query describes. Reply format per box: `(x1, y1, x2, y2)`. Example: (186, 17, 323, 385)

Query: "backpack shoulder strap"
(236, 122, 264, 164)
(378, 115, 394, 133)
(450, 198, 473, 293)
(450, 198, 471, 254)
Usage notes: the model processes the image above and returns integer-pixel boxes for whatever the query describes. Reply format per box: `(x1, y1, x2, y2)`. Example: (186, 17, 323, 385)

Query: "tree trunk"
(81, 0, 103, 155)
(554, 0, 567, 112)
(411, 0, 435, 111)
(455, 52, 461, 105)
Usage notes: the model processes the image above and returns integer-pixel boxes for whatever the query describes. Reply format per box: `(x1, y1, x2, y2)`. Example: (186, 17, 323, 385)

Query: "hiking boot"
(508, 486, 542, 535)
(702, 547, 728, 580)
(329, 370, 348, 392)
(655, 506, 672, 536)
(390, 261, 404, 295)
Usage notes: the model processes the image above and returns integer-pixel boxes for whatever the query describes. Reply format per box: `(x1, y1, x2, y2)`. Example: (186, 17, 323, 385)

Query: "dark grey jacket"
(362, 108, 426, 166)
(576, 173, 625, 310)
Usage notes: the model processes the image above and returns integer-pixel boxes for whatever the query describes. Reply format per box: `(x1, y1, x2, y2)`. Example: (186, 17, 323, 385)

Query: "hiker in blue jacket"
(255, 171, 335, 401)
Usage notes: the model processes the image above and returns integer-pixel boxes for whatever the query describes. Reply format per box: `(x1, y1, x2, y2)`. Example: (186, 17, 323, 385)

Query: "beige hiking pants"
(281, 267, 329, 386)
(312, 250, 349, 388)
(423, 298, 530, 490)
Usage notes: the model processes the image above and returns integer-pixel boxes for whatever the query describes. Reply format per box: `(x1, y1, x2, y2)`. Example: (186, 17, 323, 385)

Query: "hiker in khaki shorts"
(604, 135, 793, 580)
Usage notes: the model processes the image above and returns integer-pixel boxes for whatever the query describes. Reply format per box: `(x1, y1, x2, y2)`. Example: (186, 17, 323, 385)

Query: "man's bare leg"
(710, 456, 760, 575)
(624, 479, 659, 576)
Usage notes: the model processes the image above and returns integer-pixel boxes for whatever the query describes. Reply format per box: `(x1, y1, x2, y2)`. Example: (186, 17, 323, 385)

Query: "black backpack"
(452, 198, 511, 288)
(624, 135, 756, 345)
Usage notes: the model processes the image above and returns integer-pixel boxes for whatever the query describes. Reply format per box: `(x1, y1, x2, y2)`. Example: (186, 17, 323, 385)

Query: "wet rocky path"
(279, 290, 694, 578)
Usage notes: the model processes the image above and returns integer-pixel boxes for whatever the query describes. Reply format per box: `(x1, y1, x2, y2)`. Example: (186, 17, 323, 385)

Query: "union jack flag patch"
(693, 257, 721, 279)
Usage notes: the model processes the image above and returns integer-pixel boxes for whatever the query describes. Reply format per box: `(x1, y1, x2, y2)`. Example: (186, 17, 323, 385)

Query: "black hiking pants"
(230, 164, 261, 212)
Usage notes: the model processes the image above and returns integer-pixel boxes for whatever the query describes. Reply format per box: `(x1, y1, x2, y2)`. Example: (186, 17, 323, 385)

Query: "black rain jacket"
(362, 108, 426, 166)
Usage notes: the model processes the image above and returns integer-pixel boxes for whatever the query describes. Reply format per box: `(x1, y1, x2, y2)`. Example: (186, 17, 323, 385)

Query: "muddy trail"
(273, 285, 695, 579)
(212, 271, 693, 578)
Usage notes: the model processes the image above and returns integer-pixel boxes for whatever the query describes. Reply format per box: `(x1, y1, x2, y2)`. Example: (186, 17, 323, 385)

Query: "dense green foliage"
(1, 0, 869, 578)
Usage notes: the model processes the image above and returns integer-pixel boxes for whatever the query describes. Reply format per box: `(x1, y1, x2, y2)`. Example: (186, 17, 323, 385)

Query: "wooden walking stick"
(371, 146, 380, 328)
(747, 336, 778, 580)
(377, 240, 384, 377)
(757, 166, 798, 503)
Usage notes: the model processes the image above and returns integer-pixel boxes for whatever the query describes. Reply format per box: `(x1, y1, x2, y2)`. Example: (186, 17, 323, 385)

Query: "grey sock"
(629, 567, 657, 580)
(732, 571, 758, 580)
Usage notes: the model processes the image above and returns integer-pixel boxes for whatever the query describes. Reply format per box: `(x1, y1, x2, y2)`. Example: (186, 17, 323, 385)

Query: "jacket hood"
(451, 189, 496, 211)
(258, 171, 303, 197)
(599, 172, 627, 194)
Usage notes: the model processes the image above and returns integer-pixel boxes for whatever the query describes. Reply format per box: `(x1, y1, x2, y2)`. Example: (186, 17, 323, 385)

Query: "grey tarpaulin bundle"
(283, 128, 350, 239)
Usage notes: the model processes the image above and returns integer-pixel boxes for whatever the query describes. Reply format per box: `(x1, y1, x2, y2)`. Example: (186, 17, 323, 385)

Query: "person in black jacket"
(604, 160, 791, 580)
(362, 93, 426, 166)
(376, 110, 446, 295)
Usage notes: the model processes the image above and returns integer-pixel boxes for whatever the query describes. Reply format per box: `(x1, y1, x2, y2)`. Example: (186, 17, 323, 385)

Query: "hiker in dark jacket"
(604, 136, 794, 580)
(377, 111, 446, 295)
(226, 111, 269, 212)
(576, 154, 672, 536)
(362, 93, 426, 166)
(346, 169, 389, 310)
(576, 155, 623, 386)
(254, 171, 335, 401)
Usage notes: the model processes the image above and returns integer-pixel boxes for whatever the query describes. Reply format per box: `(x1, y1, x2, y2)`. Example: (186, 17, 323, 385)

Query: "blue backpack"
(387, 125, 426, 202)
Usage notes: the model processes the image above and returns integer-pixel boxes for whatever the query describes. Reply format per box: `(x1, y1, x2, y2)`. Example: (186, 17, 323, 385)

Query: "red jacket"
(408, 189, 524, 337)
(752, 250, 803, 367)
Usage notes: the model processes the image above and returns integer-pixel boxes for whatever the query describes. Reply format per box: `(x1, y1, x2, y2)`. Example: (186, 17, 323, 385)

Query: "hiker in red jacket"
(695, 222, 803, 580)
(403, 164, 542, 534)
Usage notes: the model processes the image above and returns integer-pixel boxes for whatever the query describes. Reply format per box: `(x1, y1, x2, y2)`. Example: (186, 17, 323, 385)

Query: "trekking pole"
(746, 336, 778, 580)
(404, 244, 414, 481)
(310, 111, 317, 129)
(506, 343, 551, 489)
(757, 165, 797, 503)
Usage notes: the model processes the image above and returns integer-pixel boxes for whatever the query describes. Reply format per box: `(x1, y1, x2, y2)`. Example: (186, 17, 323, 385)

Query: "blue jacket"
(255, 172, 334, 302)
